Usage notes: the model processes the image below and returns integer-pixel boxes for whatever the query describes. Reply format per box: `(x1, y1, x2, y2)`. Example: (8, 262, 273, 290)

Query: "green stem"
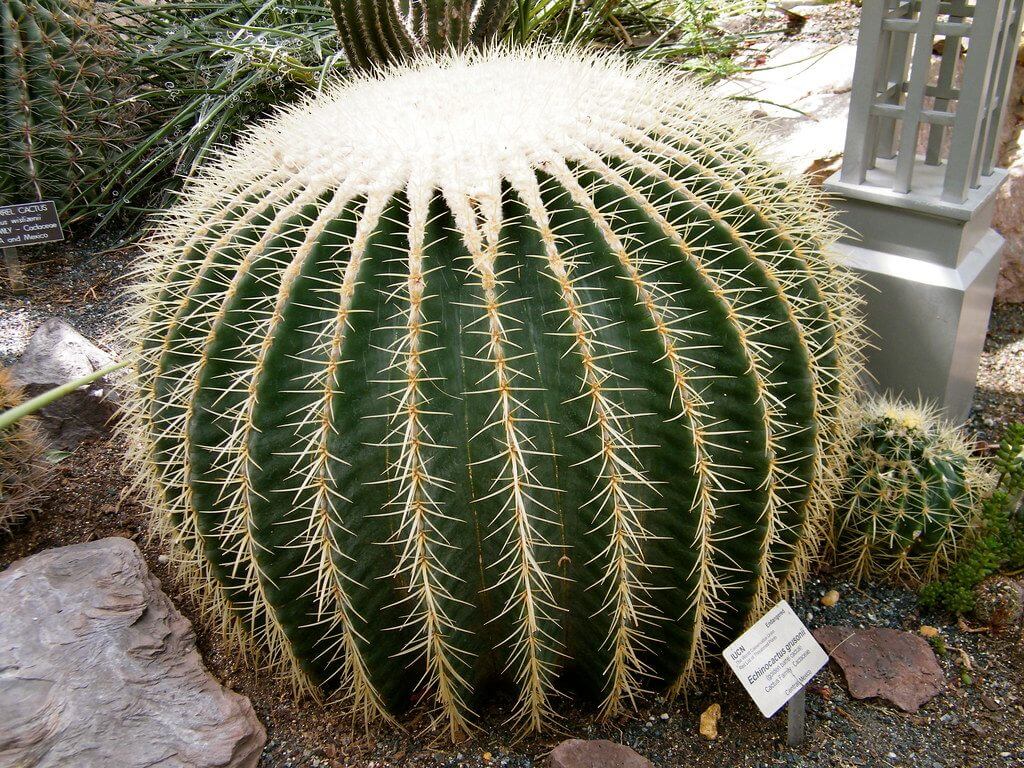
(0, 360, 128, 431)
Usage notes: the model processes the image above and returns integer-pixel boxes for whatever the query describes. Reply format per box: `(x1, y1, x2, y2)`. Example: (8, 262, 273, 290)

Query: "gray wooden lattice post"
(825, 0, 1024, 421)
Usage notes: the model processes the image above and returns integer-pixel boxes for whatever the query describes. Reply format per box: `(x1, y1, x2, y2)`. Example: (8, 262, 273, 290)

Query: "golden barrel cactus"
(127, 46, 863, 736)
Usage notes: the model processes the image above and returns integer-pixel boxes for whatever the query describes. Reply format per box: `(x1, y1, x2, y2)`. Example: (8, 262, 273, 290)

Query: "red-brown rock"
(548, 739, 654, 768)
(814, 626, 946, 713)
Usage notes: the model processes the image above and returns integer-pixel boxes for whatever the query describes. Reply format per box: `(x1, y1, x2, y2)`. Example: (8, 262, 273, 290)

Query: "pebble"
(699, 703, 721, 740)
(821, 589, 840, 607)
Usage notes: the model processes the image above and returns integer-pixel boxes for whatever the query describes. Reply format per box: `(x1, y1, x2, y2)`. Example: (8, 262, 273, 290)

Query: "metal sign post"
(3, 246, 26, 294)
(787, 686, 807, 747)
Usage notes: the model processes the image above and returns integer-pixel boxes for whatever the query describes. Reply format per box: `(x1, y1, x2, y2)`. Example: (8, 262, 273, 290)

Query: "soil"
(2, 239, 1024, 767)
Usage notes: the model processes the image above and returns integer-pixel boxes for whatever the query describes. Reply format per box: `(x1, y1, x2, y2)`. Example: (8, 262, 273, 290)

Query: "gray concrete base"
(834, 228, 1004, 422)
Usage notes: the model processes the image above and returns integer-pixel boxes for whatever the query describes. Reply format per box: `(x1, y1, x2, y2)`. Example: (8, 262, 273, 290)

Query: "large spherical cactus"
(832, 398, 983, 587)
(1, 0, 128, 220)
(127, 48, 863, 736)
(0, 368, 48, 534)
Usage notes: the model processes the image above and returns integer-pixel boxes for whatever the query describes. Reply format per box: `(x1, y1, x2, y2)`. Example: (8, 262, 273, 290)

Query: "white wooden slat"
(841, 0, 891, 183)
(894, 0, 941, 193)
(942, 0, 1005, 202)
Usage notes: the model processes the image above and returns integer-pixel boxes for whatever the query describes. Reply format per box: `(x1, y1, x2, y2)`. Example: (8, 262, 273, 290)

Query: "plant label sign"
(723, 600, 829, 718)
(0, 200, 64, 248)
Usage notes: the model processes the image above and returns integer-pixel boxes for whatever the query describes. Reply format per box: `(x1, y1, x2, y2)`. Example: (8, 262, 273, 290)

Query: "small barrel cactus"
(0, 368, 48, 534)
(832, 398, 983, 587)
(127, 45, 863, 737)
(973, 576, 1024, 631)
(1, 0, 129, 221)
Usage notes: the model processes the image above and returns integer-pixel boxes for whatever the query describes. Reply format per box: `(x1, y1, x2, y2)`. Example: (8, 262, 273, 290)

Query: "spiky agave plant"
(0, 368, 48, 534)
(832, 397, 984, 587)
(127, 2, 863, 739)
(1, 0, 129, 221)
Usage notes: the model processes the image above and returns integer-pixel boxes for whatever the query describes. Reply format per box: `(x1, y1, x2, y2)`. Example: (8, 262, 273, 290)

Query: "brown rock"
(994, 170, 1024, 303)
(814, 626, 945, 713)
(548, 739, 653, 768)
(0, 537, 265, 768)
(699, 703, 721, 740)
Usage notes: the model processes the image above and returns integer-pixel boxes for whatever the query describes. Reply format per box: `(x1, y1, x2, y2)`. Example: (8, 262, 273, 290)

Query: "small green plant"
(926, 633, 947, 657)
(0, 368, 48, 534)
(921, 423, 1024, 614)
(831, 398, 984, 587)
(0, 0, 134, 224)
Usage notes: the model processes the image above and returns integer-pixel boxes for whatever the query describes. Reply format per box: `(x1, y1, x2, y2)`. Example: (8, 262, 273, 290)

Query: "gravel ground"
(971, 302, 1024, 447)
(2, 234, 1024, 767)
(720, 2, 862, 50)
(0, 237, 136, 366)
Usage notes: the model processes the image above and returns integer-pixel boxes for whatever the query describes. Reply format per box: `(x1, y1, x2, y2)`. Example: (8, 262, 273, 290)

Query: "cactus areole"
(130, 48, 863, 736)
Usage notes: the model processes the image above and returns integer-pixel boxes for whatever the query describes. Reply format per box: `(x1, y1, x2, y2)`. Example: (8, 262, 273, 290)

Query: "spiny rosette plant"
(126, 47, 864, 737)
(972, 576, 1024, 631)
(0, 368, 48, 534)
(1, 0, 130, 221)
(832, 397, 984, 587)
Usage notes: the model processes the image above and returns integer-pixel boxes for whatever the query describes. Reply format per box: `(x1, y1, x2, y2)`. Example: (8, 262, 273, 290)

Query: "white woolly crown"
(199, 48, 724, 200)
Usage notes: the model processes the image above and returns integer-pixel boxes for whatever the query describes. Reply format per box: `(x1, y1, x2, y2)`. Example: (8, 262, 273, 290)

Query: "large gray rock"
(714, 42, 858, 180)
(8, 318, 120, 450)
(0, 537, 265, 768)
(547, 739, 653, 768)
(814, 626, 946, 713)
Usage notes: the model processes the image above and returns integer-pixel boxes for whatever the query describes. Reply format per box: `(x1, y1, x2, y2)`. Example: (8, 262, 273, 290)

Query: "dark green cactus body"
(129, 49, 862, 736)
(1, 0, 127, 221)
(328, 0, 513, 70)
(833, 398, 982, 586)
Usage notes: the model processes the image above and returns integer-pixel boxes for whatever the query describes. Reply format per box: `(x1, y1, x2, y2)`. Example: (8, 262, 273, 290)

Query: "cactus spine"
(127, 49, 863, 737)
(1, 0, 127, 220)
(832, 397, 983, 586)
(0, 368, 48, 534)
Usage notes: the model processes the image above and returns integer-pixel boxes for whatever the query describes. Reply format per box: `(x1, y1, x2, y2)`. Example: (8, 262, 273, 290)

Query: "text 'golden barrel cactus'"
(128, 48, 863, 737)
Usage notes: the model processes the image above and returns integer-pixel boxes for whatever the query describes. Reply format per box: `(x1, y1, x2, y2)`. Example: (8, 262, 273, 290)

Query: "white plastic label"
(722, 600, 829, 717)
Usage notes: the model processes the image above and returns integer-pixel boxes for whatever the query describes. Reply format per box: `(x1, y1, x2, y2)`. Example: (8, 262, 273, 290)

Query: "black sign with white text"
(0, 200, 64, 248)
